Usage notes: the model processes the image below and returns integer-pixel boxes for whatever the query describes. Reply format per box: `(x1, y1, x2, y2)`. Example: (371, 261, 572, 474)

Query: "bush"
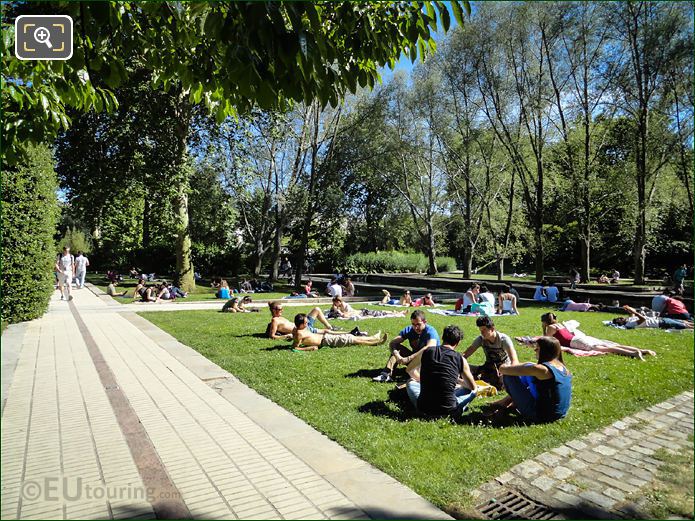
(2, 145, 60, 323)
(340, 251, 457, 274)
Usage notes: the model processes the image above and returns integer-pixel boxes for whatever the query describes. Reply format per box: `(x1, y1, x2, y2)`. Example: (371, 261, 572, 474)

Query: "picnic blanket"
(515, 335, 606, 357)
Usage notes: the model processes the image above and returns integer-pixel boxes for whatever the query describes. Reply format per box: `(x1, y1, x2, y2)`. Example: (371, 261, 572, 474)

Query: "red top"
(553, 327, 575, 348)
(664, 298, 688, 315)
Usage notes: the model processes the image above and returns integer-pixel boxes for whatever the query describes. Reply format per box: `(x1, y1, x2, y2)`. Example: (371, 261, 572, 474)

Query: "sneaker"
(372, 372, 392, 383)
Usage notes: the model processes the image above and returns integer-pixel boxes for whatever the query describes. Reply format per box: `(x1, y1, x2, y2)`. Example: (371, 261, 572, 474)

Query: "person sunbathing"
(265, 301, 336, 340)
(291, 313, 387, 351)
(222, 295, 254, 313)
(542, 312, 655, 359)
(613, 305, 693, 330)
(381, 289, 409, 305)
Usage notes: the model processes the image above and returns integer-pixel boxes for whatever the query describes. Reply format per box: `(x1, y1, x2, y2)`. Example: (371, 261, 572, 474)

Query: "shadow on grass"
(344, 368, 385, 379)
(360, 386, 531, 428)
(261, 344, 293, 351)
(454, 410, 530, 428)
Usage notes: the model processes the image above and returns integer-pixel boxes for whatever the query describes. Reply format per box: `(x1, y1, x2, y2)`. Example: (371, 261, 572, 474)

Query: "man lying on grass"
(265, 301, 337, 340)
(291, 313, 388, 351)
(612, 305, 694, 330)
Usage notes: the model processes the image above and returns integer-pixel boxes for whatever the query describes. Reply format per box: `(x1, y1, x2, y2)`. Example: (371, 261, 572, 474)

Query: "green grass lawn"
(140, 304, 693, 515)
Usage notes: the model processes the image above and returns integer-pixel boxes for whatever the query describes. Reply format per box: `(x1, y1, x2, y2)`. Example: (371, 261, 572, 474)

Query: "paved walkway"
(1, 288, 450, 520)
(472, 391, 694, 519)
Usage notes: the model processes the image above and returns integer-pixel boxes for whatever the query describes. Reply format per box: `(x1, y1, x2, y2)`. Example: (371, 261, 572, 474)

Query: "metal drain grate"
(478, 490, 561, 520)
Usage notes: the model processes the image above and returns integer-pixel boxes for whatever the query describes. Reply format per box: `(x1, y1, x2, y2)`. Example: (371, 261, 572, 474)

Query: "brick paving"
(1, 288, 450, 520)
(472, 391, 694, 519)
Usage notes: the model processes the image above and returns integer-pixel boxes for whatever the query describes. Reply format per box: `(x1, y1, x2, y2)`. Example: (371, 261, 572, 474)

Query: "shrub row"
(340, 251, 456, 274)
(2, 145, 60, 323)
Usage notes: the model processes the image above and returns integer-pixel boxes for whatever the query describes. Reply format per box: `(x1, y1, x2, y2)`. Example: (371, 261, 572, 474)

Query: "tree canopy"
(2, 1, 469, 164)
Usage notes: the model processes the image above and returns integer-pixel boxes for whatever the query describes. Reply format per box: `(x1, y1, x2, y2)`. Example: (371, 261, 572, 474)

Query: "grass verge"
(139, 304, 693, 514)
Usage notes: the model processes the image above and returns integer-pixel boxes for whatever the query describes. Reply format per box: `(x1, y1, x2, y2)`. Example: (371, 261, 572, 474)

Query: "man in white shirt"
(55, 246, 76, 301)
(75, 251, 90, 289)
(326, 279, 343, 298)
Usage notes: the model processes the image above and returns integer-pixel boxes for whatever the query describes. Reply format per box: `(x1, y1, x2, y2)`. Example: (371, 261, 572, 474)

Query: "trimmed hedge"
(2, 145, 60, 323)
(340, 251, 457, 274)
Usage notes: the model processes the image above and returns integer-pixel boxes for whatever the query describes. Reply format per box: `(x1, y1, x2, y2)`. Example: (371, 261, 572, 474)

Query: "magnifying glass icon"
(34, 26, 53, 48)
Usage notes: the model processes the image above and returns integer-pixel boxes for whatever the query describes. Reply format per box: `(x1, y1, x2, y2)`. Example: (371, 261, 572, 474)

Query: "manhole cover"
(478, 490, 561, 520)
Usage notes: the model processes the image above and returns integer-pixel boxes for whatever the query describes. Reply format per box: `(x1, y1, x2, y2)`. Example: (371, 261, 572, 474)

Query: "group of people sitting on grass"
(269, 306, 573, 423)
(213, 278, 274, 296)
(132, 279, 188, 303)
(258, 301, 665, 423)
(381, 290, 435, 307)
(455, 283, 521, 315)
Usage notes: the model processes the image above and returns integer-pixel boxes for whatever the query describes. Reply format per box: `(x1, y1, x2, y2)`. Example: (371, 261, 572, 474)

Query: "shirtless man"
(265, 301, 335, 340)
(291, 313, 387, 351)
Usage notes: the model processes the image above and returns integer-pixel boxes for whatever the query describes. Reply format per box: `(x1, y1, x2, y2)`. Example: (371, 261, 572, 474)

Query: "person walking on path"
(74, 251, 90, 289)
(55, 246, 76, 301)
(673, 264, 688, 294)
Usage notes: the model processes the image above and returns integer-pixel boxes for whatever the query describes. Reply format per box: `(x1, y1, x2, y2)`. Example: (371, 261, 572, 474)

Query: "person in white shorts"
(55, 246, 76, 301)
(74, 251, 90, 289)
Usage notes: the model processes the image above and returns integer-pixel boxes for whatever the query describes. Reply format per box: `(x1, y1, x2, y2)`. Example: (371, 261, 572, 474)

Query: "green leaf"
(440, 7, 450, 32)
(39, 93, 50, 111)
(425, 2, 436, 24)
(451, 1, 465, 27)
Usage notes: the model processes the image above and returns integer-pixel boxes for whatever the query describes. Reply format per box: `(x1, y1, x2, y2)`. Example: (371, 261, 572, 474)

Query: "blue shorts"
(307, 315, 318, 333)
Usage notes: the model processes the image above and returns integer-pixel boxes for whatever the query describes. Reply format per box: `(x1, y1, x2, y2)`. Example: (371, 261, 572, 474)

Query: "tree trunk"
(534, 223, 544, 282)
(174, 182, 195, 292)
(270, 208, 283, 282)
(462, 248, 473, 279)
(173, 94, 194, 292)
(580, 237, 590, 283)
(294, 104, 320, 289)
(252, 247, 264, 277)
(497, 257, 504, 281)
(142, 198, 151, 249)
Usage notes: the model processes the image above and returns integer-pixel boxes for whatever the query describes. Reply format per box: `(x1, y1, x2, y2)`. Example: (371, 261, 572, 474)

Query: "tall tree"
(543, 2, 616, 282)
(611, 1, 693, 284)
(475, 4, 556, 281)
